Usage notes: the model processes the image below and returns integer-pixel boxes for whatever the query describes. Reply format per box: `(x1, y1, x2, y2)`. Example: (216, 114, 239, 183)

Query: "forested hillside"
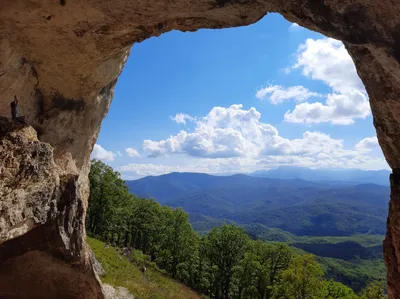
(126, 172, 389, 236)
(87, 160, 387, 298)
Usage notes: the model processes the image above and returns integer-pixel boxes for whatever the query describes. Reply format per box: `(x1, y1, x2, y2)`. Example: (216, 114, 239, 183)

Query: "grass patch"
(87, 237, 201, 299)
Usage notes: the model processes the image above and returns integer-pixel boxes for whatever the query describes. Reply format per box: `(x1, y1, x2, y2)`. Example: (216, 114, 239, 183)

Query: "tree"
(262, 242, 292, 299)
(87, 160, 133, 241)
(197, 235, 212, 295)
(206, 225, 250, 299)
(234, 241, 292, 299)
(157, 208, 198, 280)
(129, 198, 163, 254)
(360, 281, 386, 299)
(322, 280, 358, 299)
(232, 252, 258, 299)
(87, 160, 201, 289)
(275, 254, 325, 299)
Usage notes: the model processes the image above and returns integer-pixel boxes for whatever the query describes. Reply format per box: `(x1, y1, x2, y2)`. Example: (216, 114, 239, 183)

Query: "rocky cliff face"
(1, 0, 400, 298)
(0, 117, 102, 298)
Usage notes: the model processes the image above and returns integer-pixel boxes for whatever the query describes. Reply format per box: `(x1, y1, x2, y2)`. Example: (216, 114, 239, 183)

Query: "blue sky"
(92, 13, 388, 179)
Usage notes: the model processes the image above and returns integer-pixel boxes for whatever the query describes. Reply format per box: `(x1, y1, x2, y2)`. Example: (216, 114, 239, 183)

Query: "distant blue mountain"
(127, 172, 326, 204)
(250, 166, 390, 186)
(126, 171, 390, 236)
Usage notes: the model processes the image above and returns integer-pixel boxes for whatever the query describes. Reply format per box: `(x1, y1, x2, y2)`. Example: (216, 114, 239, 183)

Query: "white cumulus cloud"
(140, 105, 386, 173)
(283, 37, 370, 125)
(256, 85, 321, 104)
(116, 151, 123, 157)
(170, 113, 195, 125)
(91, 144, 115, 162)
(355, 137, 379, 152)
(125, 147, 141, 157)
(293, 38, 364, 94)
(144, 104, 279, 158)
(120, 150, 388, 178)
(284, 91, 370, 125)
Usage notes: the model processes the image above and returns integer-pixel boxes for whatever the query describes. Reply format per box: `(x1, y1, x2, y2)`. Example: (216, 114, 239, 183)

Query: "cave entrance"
(2, 1, 400, 298)
(97, 14, 386, 177)
(92, 13, 388, 294)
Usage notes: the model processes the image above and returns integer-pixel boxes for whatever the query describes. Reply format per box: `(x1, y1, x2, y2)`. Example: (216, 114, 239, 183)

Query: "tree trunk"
(225, 280, 230, 299)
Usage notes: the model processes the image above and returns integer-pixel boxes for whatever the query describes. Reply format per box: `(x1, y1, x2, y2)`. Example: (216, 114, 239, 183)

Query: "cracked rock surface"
(0, 118, 59, 244)
(0, 118, 102, 299)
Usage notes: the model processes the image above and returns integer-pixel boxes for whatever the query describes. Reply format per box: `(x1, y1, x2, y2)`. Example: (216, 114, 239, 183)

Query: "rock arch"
(1, 0, 400, 298)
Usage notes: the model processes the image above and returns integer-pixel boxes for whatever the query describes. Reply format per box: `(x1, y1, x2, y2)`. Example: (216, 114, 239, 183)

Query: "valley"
(126, 168, 389, 291)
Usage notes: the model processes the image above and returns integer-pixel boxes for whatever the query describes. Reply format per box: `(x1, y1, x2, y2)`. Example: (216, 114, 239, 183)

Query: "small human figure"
(10, 95, 26, 123)
(10, 95, 18, 120)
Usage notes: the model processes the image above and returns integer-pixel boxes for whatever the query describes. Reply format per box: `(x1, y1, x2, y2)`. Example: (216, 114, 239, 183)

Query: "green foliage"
(244, 224, 296, 242)
(241, 223, 386, 292)
(157, 208, 198, 281)
(275, 254, 325, 299)
(87, 160, 385, 299)
(233, 241, 292, 299)
(204, 225, 249, 298)
(87, 160, 199, 288)
(87, 160, 133, 240)
(322, 280, 358, 299)
(317, 256, 386, 292)
(360, 281, 387, 299)
(87, 237, 201, 299)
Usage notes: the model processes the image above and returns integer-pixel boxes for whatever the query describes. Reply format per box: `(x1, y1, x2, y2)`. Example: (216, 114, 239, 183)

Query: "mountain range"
(250, 166, 390, 186)
(126, 167, 390, 236)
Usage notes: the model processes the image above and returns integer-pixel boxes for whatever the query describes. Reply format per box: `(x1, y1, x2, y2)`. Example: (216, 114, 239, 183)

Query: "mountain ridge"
(126, 170, 389, 237)
(249, 166, 390, 186)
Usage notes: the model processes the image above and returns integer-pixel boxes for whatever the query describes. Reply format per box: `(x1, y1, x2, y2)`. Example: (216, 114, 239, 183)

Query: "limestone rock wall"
(0, 118, 59, 244)
(0, 118, 103, 298)
(1, 0, 400, 298)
